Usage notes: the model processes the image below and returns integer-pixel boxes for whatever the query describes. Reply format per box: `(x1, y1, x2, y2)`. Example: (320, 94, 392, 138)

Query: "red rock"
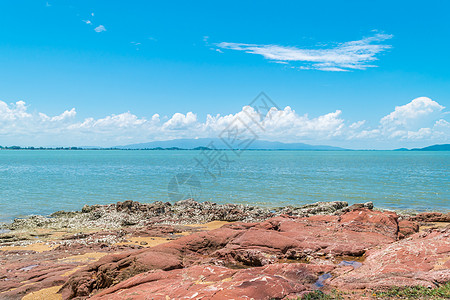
(330, 227, 450, 290)
(0, 245, 118, 300)
(397, 220, 419, 239)
(338, 208, 399, 240)
(409, 212, 450, 223)
(61, 227, 242, 299)
(62, 208, 404, 298)
(216, 210, 399, 266)
(90, 263, 335, 300)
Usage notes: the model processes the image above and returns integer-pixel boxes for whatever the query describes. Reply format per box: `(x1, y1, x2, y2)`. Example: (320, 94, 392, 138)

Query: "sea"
(0, 150, 448, 223)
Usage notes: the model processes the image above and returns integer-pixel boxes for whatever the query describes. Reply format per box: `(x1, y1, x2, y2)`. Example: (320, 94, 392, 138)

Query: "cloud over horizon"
(0, 97, 448, 149)
(216, 33, 393, 71)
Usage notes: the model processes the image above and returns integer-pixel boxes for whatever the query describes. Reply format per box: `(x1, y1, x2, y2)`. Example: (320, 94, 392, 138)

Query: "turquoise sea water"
(0, 150, 448, 223)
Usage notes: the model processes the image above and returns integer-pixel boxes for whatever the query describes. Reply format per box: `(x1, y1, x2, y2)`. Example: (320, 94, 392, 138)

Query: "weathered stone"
(409, 212, 450, 223)
(330, 227, 450, 290)
(90, 263, 335, 300)
(277, 201, 348, 217)
(3, 201, 448, 300)
(397, 219, 419, 239)
(61, 208, 404, 298)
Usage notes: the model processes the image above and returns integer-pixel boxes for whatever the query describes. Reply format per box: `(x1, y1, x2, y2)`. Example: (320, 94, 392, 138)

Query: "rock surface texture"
(59, 208, 450, 300)
(331, 226, 450, 290)
(1, 200, 449, 300)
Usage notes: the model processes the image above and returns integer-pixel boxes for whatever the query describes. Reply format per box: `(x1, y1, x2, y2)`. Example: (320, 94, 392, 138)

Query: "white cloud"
(0, 100, 31, 121)
(380, 97, 444, 133)
(0, 97, 447, 148)
(216, 33, 393, 71)
(163, 112, 198, 130)
(82, 20, 92, 25)
(94, 25, 106, 33)
(39, 108, 76, 122)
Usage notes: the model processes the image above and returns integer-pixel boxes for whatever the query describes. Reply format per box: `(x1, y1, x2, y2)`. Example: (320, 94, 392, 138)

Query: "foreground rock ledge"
(1, 201, 449, 300)
(59, 208, 449, 299)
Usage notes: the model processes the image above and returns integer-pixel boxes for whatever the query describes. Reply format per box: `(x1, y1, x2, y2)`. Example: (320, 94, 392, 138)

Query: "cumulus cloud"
(163, 112, 198, 130)
(380, 97, 444, 133)
(378, 97, 448, 142)
(0, 97, 448, 148)
(0, 100, 31, 121)
(216, 33, 393, 71)
(352, 97, 448, 144)
(94, 25, 106, 33)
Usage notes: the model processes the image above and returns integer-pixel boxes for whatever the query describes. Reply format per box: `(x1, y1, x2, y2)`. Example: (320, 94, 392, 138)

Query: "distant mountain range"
(116, 138, 346, 150)
(2, 141, 447, 151)
(395, 144, 450, 151)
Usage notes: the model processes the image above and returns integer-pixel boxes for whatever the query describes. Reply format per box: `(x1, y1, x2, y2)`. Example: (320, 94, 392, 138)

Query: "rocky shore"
(0, 200, 449, 299)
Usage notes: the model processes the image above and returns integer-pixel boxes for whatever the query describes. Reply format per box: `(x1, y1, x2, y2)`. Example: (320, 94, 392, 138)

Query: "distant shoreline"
(0, 146, 449, 151)
(1, 141, 448, 151)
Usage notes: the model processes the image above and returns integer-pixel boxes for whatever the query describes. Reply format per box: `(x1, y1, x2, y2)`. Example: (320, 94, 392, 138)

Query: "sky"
(0, 0, 449, 149)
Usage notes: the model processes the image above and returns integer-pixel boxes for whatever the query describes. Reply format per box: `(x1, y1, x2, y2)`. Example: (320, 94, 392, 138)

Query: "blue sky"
(0, 0, 449, 149)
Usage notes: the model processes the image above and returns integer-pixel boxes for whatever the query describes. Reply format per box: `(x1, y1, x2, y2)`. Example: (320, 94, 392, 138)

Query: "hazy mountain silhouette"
(117, 138, 346, 150)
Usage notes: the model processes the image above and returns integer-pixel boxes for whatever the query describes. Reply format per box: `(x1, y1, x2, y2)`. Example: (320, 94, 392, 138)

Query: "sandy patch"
(420, 221, 450, 231)
(62, 265, 85, 277)
(0, 242, 56, 252)
(22, 285, 63, 300)
(433, 256, 450, 271)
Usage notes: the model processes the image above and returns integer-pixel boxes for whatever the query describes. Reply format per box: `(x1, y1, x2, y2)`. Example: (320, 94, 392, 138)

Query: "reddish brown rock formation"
(6, 206, 448, 300)
(61, 208, 423, 299)
(0, 226, 181, 300)
(0, 247, 111, 300)
(409, 212, 450, 223)
(61, 227, 243, 298)
(330, 226, 450, 290)
(397, 219, 419, 239)
(90, 263, 335, 300)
